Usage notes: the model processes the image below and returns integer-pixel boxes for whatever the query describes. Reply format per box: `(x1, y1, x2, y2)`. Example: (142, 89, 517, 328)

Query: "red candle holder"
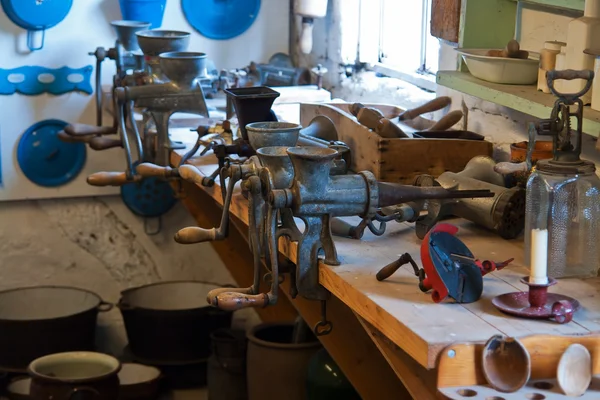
(492, 276, 579, 324)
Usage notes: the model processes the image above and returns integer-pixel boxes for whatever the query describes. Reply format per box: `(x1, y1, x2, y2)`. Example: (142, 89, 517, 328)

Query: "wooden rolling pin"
(64, 123, 116, 137)
(377, 109, 464, 138)
(427, 110, 464, 131)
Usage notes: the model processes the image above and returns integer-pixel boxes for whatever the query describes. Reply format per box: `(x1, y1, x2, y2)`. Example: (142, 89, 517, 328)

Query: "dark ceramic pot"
(28, 352, 121, 400)
(118, 281, 232, 363)
(0, 286, 112, 371)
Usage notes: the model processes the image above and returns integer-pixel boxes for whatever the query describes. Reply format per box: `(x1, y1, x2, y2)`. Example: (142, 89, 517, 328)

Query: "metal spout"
(135, 30, 191, 57)
(287, 147, 337, 194)
(256, 146, 294, 189)
(299, 115, 338, 142)
(454, 156, 506, 187)
(111, 20, 151, 52)
(378, 182, 494, 208)
(159, 52, 207, 88)
(246, 122, 300, 151)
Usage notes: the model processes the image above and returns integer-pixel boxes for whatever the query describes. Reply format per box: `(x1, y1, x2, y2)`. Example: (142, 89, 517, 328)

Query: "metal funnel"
(111, 20, 151, 52)
(246, 122, 300, 151)
(159, 52, 207, 87)
(224, 87, 281, 141)
(256, 146, 295, 189)
(135, 30, 191, 57)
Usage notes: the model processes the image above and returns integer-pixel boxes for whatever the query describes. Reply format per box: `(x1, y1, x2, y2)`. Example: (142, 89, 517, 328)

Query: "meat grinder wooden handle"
(427, 110, 463, 131)
(494, 161, 528, 175)
(57, 131, 89, 143)
(376, 259, 404, 281)
(209, 292, 269, 311)
(136, 163, 180, 179)
(398, 96, 451, 121)
(89, 136, 122, 151)
(87, 172, 140, 187)
(63, 123, 116, 137)
(174, 226, 218, 244)
(178, 165, 205, 186)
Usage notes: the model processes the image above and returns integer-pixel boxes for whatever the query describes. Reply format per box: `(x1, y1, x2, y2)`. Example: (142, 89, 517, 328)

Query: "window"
(340, 0, 440, 90)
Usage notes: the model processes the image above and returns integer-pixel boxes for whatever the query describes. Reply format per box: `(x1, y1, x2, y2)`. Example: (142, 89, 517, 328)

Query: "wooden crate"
(299, 103, 494, 184)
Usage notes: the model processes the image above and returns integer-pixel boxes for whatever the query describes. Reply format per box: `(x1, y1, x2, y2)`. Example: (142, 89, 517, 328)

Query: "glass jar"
(525, 160, 600, 279)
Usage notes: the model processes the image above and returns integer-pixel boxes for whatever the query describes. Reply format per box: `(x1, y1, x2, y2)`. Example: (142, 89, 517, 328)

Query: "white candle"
(530, 228, 549, 284)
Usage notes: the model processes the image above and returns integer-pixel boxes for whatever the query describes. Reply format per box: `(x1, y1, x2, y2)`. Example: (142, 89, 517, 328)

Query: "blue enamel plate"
(120, 174, 177, 217)
(181, 0, 261, 40)
(17, 119, 86, 187)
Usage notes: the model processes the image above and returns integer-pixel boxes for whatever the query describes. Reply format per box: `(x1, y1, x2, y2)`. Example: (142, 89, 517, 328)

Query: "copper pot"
(28, 352, 120, 400)
(509, 141, 553, 163)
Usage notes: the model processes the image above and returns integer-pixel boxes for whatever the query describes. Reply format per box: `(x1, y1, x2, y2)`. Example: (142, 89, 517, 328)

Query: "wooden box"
(299, 103, 493, 184)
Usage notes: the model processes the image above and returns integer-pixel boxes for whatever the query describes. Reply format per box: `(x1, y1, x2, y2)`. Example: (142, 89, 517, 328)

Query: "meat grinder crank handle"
(209, 292, 269, 311)
(87, 172, 141, 187)
(57, 131, 91, 144)
(136, 163, 180, 179)
(547, 69, 594, 100)
(174, 165, 238, 244)
(89, 136, 122, 151)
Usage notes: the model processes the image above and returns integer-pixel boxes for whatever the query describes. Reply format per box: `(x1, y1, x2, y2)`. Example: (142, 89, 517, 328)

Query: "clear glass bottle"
(525, 69, 600, 278)
(525, 163, 600, 278)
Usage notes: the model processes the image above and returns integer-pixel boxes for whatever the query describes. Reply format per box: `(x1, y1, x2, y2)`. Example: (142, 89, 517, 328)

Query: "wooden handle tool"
(57, 131, 89, 143)
(63, 123, 116, 137)
(426, 110, 464, 131)
(376, 119, 409, 138)
(494, 161, 528, 175)
(178, 165, 205, 186)
(398, 96, 452, 121)
(89, 136, 122, 151)
(86, 172, 140, 187)
(208, 292, 269, 311)
(136, 163, 180, 179)
(356, 106, 385, 131)
(174, 226, 218, 244)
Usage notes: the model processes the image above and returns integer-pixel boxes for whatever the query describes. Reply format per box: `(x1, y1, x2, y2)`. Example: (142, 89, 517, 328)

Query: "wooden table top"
(168, 125, 600, 371)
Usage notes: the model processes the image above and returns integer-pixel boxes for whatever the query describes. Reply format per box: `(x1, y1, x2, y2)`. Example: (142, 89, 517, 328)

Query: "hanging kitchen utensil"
(181, 0, 261, 40)
(120, 171, 178, 235)
(17, 119, 87, 187)
(0, 66, 93, 95)
(1, 0, 73, 51)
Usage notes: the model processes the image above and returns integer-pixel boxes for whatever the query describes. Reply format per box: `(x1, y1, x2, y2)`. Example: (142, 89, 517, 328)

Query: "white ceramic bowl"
(456, 48, 539, 85)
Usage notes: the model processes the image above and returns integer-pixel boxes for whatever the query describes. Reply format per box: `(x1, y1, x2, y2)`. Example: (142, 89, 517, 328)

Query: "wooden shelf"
(510, 0, 584, 11)
(437, 71, 600, 137)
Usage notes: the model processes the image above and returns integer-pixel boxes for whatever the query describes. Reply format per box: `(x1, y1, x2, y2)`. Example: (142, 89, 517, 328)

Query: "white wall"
(0, 0, 284, 354)
(0, 0, 289, 201)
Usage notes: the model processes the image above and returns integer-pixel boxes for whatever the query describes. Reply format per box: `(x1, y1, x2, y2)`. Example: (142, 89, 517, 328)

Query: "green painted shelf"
(437, 71, 600, 137)
(509, 0, 584, 11)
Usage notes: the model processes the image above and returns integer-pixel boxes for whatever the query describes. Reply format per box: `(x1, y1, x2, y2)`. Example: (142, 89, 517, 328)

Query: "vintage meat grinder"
(86, 50, 209, 186)
(171, 132, 494, 332)
(60, 20, 151, 139)
(338, 156, 526, 241)
(201, 86, 349, 188)
(61, 30, 192, 147)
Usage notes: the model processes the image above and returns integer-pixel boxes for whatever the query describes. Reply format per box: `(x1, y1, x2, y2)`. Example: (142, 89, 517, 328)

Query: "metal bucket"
(207, 328, 247, 400)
